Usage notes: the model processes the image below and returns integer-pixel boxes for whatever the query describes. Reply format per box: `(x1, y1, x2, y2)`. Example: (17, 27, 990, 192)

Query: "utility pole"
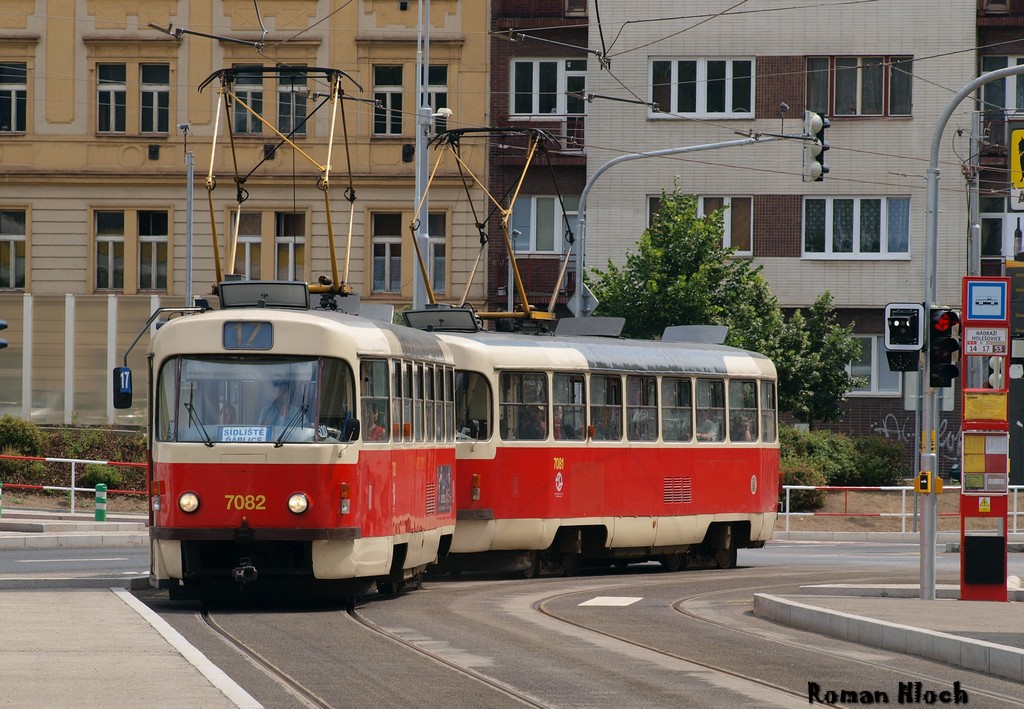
(412, 0, 431, 309)
(179, 123, 194, 306)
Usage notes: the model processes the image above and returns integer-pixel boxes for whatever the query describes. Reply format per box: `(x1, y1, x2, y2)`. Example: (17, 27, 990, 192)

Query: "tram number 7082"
(225, 494, 267, 511)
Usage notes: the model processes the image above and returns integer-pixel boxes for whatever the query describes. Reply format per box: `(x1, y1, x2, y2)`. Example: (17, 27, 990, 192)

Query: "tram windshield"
(155, 355, 356, 444)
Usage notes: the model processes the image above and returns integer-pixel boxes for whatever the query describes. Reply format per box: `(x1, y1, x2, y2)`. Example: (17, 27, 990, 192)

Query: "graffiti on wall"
(871, 413, 961, 461)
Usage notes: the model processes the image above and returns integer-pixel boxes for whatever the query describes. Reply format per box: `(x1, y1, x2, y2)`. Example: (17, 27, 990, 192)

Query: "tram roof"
(435, 330, 775, 378)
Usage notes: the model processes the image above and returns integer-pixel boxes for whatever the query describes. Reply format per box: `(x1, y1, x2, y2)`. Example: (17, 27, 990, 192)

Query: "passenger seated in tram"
(593, 407, 621, 441)
(518, 405, 546, 440)
(219, 403, 237, 425)
(367, 405, 387, 441)
(696, 410, 723, 442)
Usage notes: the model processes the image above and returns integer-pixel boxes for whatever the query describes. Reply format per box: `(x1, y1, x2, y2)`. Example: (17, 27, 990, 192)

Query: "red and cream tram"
(431, 318, 779, 576)
(119, 282, 458, 599)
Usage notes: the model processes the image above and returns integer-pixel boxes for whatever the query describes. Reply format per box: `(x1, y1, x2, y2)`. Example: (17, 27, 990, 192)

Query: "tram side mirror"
(113, 367, 133, 409)
(341, 417, 360, 442)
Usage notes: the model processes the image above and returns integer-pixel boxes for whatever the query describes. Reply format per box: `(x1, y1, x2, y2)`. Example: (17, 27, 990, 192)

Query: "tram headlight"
(288, 493, 309, 514)
(178, 492, 200, 513)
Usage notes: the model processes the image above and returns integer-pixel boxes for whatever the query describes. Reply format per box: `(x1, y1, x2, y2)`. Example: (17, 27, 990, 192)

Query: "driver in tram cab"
(259, 380, 303, 427)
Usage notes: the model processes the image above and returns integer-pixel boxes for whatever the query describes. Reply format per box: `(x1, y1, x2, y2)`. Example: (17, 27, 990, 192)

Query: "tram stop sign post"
(959, 276, 1011, 602)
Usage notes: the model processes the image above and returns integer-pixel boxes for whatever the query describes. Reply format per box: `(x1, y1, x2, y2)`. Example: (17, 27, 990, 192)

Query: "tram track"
(526, 568, 1022, 708)
(201, 607, 334, 709)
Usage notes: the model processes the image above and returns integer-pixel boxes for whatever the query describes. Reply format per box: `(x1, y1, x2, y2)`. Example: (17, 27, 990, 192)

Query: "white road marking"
(579, 596, 643, 607)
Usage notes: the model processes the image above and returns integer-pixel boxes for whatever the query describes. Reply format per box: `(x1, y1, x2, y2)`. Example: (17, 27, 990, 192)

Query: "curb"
(753, 593, 1024, 683)
(0, 576, 151, 591)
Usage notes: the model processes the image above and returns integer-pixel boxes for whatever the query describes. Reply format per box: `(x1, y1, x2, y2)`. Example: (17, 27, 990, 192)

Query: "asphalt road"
(134, 544, 1024, 708)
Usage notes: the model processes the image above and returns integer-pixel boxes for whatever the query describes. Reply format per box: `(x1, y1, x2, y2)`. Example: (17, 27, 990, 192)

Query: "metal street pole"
(412, 0, 431, 310)
(184, 148, 194, 306)
(920, 64, 1024, 600)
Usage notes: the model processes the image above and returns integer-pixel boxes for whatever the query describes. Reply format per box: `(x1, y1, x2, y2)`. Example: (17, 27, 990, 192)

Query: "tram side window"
(424, 364, 436, 443)
(760, 379, 777, 443)
(403, 362, 414, 441)
(444, 367, 455, 442)
(553, 373, 586, 441)
(361, 359, 390, 442)
(590, 374, 622, 441)
(414, 362, 425, 442)
(662, 377, 693, 442)
(695, 379, 725, 442)
(455, 370, 492, 440)
(391, 360, 404, 440)
(317, 359, 356, 441)
(499, 371, 548, 441)
(626, 375, 658, 441)
(729, 379, 759, 442)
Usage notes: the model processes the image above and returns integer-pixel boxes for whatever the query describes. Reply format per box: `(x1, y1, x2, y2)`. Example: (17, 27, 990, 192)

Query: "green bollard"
(95, 483, 107, 522)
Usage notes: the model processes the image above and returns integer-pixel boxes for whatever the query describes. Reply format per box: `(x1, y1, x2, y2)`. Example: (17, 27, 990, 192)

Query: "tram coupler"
(232, 558, 258, 585)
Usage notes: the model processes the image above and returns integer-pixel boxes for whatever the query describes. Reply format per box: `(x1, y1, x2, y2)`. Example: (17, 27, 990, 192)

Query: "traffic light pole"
(920, 64, 1024, 600)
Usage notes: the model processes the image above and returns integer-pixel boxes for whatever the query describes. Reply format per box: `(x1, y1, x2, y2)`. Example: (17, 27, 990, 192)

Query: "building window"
(512, 59, 587, 116)
(650, 58, 753, 118)
(373, 65, 403, 136)
(0, 62, 27, 132)
(95, 211, 125, 290)
(427, 65, 449, 132)
(233, 211, 262, 279)
(0, 209, 26, 289)
(648, 195, 752, 253)
(140, 64, 169, 134)
(428, 212, 446, 294)
(699, 196, 752, 254)
(277, 68, 307, 136)
(275, 212, 305, 281)
(233, 65, 263, 134)
(372, 212, 402, 292)
(807, 56, 912, 117)
(97, 64, 127, 133)
(138, 210, 168, 291)
(803, 197, 910, 258)
(849, 335, 901, 395)
(510, 196, 579, 254)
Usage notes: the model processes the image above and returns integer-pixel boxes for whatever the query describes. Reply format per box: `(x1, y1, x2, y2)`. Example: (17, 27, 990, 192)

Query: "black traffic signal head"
(883, 303, 924, 350)
(928, 307, 960, 388)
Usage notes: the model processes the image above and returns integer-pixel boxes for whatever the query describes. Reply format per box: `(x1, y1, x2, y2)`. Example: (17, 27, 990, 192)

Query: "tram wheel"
(561, 553, 581, 577)
(660, 552, 687, 573)
(520, 551, 540, 580)
(714, 528, 737, 570)
(376, 579, 398, 596)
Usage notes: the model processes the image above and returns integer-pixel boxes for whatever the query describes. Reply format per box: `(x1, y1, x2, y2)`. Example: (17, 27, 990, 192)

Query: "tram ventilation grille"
(663, 477, 692, 504)
(426, 482, 437, 515)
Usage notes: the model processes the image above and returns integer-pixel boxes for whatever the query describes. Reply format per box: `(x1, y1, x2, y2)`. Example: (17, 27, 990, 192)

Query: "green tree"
(588, 184, 863, 427)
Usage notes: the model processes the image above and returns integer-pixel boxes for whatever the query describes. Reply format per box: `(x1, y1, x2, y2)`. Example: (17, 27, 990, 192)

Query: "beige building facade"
(0, 1, 489, 425)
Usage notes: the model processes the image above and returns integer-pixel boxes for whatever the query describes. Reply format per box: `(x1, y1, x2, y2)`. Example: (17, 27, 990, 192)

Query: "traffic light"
(928, 307, 961, 388)
(802, 111, 830, 182)
(884, 303, 924, 350)
(0, 319, 6, 350)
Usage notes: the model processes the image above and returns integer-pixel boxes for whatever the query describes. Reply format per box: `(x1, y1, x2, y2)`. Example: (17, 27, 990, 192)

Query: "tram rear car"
(443, 332, 779, 576)
(142, 297, 457, 599)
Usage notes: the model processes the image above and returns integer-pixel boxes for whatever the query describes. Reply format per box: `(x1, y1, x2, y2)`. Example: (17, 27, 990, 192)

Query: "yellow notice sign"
(979, 496, 991, 513)
(1012, 128, 1024, 210)
(963, 390, 1008, 422)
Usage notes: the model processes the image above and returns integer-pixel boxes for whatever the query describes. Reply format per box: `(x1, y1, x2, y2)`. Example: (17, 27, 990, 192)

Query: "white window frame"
(510, 195, 579, 254)
(0, 209, 26, 289)
(232, 211, 262, 280)
(275, 211, 305, 281)
(0, 61, 27, 133)
(137, 210, 168, 291)
(697, 196, 753, 255)
(649, 57, 754, 119)
(373, 65, 403, 136)
(511, 58, 587, 116)
(277, 68, 307, 137)
(428, 211, 446, 294)
(802, 196, 911, 259)
(233, 65, 264, 134)
(427, 64, 449, 132)
(807, 56, 912, 117)
(372, 212, 403, 293)
(95, 211, 125, 290)
(140, 64, 169, 134)
(848, 335, 901, 396)
(97, 63, 126, 134)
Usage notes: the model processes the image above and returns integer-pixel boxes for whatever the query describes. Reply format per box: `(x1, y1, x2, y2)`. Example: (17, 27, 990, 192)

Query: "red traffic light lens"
(931, 310, 959, 333)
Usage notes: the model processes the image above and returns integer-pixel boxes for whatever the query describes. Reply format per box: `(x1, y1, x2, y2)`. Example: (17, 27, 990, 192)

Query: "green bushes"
(0, 418, 146, 490)
(0, 415, 47, 481)
(779, 425, 909, 511)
